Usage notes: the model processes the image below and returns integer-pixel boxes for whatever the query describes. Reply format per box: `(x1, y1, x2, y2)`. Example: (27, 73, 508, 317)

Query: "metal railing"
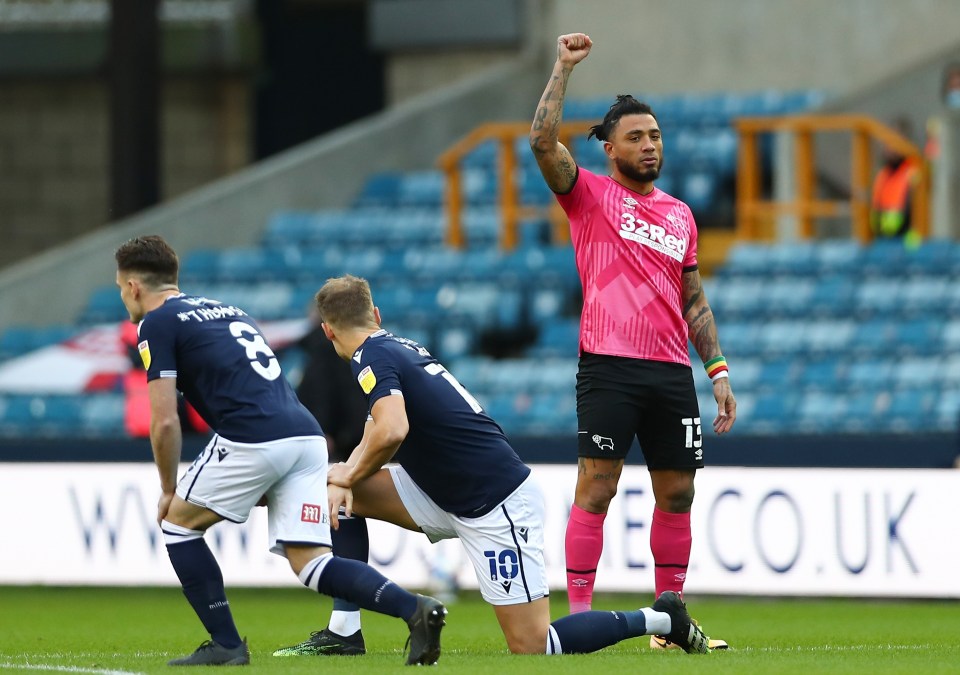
(437, 121, 597, 249)
(439, 114, 930, 249)
(735, 114, 930, 241)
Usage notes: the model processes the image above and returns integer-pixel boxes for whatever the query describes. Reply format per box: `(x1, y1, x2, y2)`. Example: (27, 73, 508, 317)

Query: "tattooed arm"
(529, 33, 592, 193)
(682, 268, 737, 434)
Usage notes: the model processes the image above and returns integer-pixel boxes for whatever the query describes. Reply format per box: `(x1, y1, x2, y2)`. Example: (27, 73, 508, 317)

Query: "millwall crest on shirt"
(357, 365, 377, 394)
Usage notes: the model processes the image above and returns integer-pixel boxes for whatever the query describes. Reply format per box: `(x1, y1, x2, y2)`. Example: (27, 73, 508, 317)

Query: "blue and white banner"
(1, 463, 956, 597)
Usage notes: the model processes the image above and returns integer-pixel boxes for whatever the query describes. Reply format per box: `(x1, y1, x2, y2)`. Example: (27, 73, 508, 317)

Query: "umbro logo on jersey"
(622, 196, 639, 210)
(353, 349, 363, 363)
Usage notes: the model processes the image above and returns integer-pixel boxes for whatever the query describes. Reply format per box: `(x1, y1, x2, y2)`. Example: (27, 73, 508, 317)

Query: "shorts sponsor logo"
(301, 503, 323, 523)
(592, 434, 615, 452)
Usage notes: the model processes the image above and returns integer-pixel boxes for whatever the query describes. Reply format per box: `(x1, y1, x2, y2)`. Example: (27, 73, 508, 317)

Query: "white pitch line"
(733, 644, 939, 653)
(0, 663, 143, 675)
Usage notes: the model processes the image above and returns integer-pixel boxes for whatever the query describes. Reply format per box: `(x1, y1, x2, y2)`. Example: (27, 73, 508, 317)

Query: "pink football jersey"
(556, 167, 698, 365)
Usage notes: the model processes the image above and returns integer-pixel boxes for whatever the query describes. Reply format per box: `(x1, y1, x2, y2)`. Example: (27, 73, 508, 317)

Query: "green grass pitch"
(0, 586, 957, 674)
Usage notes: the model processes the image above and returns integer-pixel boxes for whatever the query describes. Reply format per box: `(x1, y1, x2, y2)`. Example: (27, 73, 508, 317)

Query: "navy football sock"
(331, 516, 369, 613)
(165, 537, 243, 649)
(549, 609, 646, 654)
(301, 554, 418, 621)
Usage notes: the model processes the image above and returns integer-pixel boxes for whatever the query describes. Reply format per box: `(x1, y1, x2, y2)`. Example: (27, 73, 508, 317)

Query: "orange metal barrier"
(440, 115, 929, 249)
(437, 121, 597, 249)
(735, 114, 930, 241)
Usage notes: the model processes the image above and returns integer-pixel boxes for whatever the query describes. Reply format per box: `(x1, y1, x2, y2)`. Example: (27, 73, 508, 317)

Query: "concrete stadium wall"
(0, 56, 546, 331)
(5, 0, 960, 331)
(541, 0, 960, 97)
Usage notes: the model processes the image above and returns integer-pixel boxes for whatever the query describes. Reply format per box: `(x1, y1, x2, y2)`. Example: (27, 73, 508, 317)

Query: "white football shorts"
(176, 434, 331, 557)
(387, 465, 548, 606)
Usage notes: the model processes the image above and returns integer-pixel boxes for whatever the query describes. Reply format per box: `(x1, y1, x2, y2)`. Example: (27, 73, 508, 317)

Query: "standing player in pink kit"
(529, 32, 737, 650)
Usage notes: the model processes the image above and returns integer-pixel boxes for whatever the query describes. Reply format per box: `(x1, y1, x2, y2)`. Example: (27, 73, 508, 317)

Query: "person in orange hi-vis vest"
(870, 118, 922, 242)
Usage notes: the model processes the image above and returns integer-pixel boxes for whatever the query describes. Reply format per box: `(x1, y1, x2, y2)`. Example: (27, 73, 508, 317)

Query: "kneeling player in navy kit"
(115, 237, 445, 666)
(273, 274, 711, 656)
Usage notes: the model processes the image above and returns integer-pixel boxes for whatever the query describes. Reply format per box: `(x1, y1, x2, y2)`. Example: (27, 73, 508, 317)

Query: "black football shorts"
(575, 352, 705, 470)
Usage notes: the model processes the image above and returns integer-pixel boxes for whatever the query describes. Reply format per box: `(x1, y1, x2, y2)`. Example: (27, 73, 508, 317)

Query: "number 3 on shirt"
(424, 363, 483, 413)
(229, 321, 281, 381)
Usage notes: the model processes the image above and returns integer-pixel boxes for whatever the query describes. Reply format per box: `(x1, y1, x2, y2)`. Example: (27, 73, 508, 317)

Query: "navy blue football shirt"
(351, 330, 530, 517)
(137, 294, 321, 443)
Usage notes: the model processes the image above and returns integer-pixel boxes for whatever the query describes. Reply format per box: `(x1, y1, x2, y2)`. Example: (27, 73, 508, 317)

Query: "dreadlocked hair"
(587, 94, 657, 141)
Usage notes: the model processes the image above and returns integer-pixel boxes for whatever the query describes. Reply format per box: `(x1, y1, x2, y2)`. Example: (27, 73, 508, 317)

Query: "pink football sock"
(565, 505, 606, 613)
(650, 507, 692, 597)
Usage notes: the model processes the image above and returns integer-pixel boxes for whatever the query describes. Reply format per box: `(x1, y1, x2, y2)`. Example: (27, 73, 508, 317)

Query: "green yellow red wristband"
(704, 355, 729, 382)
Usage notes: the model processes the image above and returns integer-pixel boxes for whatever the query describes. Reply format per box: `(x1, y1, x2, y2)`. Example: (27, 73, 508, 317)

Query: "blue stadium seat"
(895, 318, 942, 356)
(749, 392, 796, 434)
(434, 282, 522, 331)
(766, 278, 815, 318)
(462, 208, 501, 247)
(839, 391, 882, 433)
(761, 240, 819, 277)
(886, 389, 935, 432)
(462, 169, 496, 207)
(202, 282, 295, 321)
(861, 240, 910, 276)
(180, 249, 222, 283)
(1, 395, 85, 437)
(708, 278, 766, 319)
(526, 391, 577, 435)
(461, 140, 498, 170)
(809, 277, 856, 317)
(571, 136, 608, 169)
(0, 325, 76, 360)
(217, 248, 293, 283)
(757, 320, 809, 357)
(814, 240, 863, 275)
(851, 319, 897, 356)
(845, 359, 894, 392)
(354, 172, 402, 207)
(799, 357, 846, 391)
(722, 243, 773, 276)
(529, 319, 580, 358)
(804, 319, 857, 357)
(718, 322, 761, 358)
(80, 394, 126, 436)
(943, 319, 960, 352)
(897, 277, 947, 316)
(903, 238, 959, 275)
(679, 171, 719, 214)
(722, 358, 762, 392)
(755, 359, 799, 392)
(79, 286, 127, 324)
(934, 388, 960, 431)
(518, 166, 555, 206)
(854, 279, 902, 317)
(434, 321, 475, 362)
(893, 356, 945, 391)
(796, 391, 848, 433)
